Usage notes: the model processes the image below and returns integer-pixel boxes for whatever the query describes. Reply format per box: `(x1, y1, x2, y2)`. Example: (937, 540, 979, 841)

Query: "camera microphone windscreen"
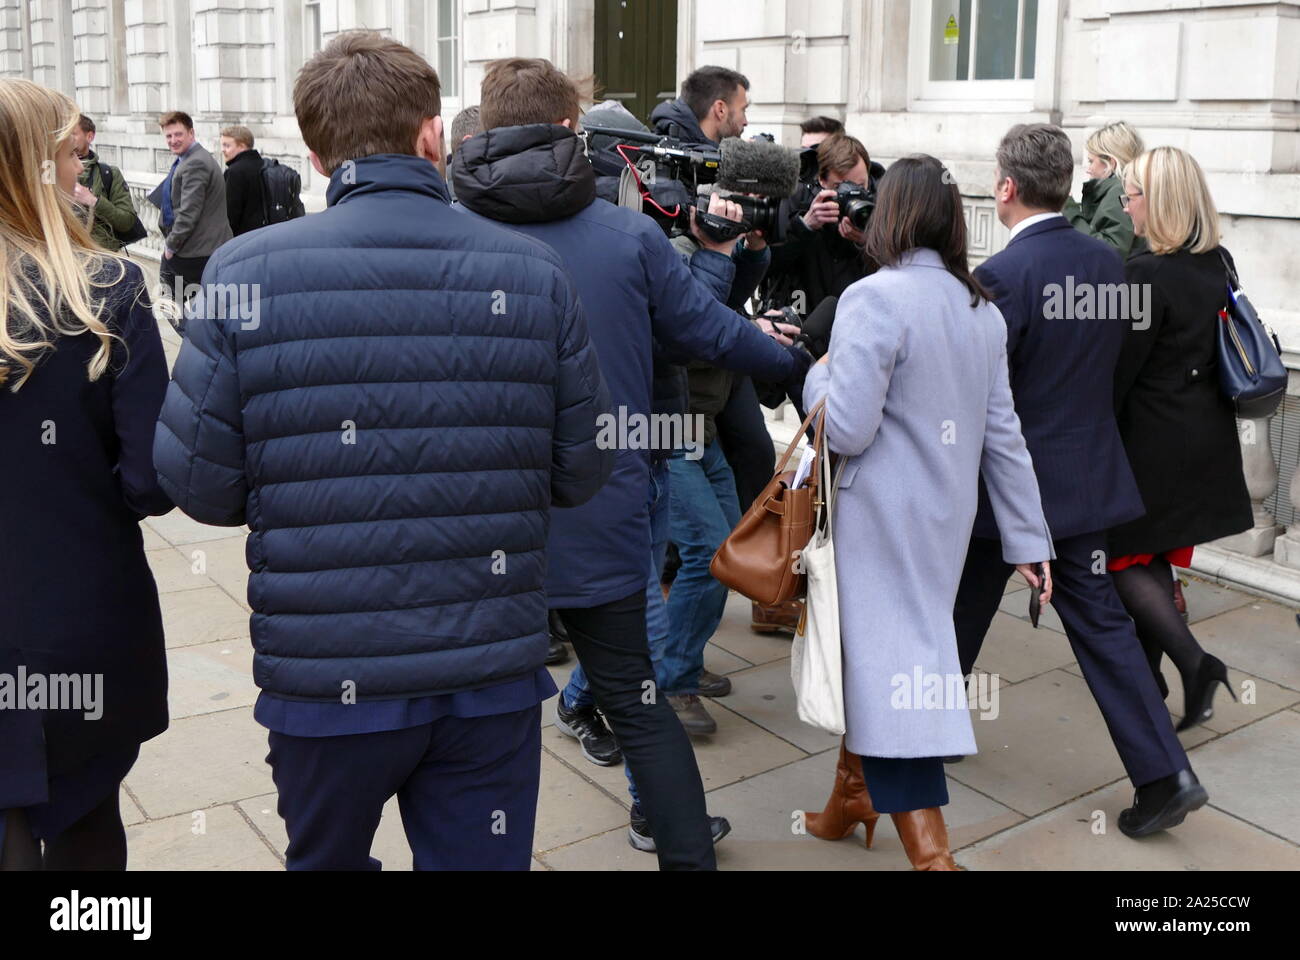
(716, 137, 801, 199)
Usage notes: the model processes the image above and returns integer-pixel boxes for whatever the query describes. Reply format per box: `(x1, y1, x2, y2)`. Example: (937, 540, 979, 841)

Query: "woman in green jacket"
(1064, 121, 1144, 257)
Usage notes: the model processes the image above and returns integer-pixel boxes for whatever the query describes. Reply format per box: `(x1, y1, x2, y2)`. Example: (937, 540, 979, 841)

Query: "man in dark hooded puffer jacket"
(453, 58, 805, 871)
(153, 33, 611, 871)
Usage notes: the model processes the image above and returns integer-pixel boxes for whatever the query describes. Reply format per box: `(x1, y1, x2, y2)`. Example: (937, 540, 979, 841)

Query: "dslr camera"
(834, 181, 876, 232)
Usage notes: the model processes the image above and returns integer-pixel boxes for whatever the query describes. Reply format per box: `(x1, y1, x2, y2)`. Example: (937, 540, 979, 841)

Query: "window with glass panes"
(305, 0, 322, 56)
(929, 0, 1038, 81)
(437, 0, 459, 98)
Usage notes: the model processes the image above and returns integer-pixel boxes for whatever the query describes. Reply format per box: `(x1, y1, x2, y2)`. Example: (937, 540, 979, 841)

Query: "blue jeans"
(663, 442, 741, 696)
(562, 460, 672, 807)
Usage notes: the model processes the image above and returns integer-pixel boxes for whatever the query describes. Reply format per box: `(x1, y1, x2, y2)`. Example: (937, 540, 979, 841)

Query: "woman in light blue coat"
(800, 156, 1054, 870)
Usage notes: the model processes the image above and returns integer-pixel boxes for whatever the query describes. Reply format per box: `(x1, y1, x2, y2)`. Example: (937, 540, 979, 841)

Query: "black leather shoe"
(545, 610, 570, 665)
(1118, 769, 1208, 838)
(698, 669, 732, 698)
(545, 636, 569, 665)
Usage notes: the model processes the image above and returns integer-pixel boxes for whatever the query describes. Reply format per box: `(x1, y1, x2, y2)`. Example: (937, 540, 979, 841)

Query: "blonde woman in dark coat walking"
(1111, 146, 1252, 730)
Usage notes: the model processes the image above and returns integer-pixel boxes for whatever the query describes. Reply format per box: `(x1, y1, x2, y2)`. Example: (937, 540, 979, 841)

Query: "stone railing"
(1190, 364, 1300, 605)
(124, 173, 166, 261)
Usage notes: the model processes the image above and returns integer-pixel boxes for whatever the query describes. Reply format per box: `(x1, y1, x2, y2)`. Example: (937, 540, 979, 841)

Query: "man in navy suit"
(953, 123, 1208, 838)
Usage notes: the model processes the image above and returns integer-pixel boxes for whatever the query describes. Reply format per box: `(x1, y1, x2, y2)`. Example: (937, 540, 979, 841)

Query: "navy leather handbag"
(1217, 250, 1286, 419)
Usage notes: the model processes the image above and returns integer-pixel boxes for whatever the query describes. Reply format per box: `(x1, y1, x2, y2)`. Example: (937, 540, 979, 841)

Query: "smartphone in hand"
(1028, 563, 1046, 628)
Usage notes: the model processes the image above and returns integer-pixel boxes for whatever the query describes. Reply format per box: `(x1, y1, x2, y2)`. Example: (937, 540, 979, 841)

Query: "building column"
(28, 0, 74, 93)
(72, 0, 112, 114)
(0, 0, 28, 77)
(192, 0, 273, 121)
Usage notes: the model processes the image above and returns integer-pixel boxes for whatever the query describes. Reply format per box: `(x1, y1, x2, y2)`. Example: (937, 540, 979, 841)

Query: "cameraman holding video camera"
(762, 133, 884, 360)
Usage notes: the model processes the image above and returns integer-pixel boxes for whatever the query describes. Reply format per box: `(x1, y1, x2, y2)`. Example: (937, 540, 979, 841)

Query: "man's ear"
(308, 150, 328, 179)
(415, 116, 445, 166)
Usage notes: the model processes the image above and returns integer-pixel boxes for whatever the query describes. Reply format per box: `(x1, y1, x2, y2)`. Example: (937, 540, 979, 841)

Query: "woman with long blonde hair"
(0, 78, 173, 870)
(1110, 146, 1251, 732)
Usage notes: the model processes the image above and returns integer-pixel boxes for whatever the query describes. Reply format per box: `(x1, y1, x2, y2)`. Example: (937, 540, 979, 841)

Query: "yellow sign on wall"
(944, 15, 959, 46)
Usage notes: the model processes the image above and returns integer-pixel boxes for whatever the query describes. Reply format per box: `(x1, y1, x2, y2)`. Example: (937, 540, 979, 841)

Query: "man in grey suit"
(148, 110, 233, 310)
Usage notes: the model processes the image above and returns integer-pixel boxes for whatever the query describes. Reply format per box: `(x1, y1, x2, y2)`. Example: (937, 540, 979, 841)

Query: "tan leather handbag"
(710, 400, 826, 605)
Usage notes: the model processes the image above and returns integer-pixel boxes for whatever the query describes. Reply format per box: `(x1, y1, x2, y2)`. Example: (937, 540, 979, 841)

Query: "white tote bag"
(790, 444, 846, 735)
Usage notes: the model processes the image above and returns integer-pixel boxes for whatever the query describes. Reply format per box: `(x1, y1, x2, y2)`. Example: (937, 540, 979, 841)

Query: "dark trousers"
(954, 532, 1188, 788)
(158, 254, 210, 305)
(858, 756, 948, 814)
(555, 589, 716, 870)
(715, 376, 776, 512)
(267, 705, 541, 870)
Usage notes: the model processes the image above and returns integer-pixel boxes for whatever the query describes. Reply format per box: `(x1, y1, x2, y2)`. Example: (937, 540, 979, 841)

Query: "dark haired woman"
(1, 79, 172, 870)
(799, 155, 1053, 870)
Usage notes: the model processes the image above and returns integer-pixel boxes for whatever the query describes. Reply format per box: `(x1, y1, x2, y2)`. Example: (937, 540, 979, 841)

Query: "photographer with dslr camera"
(763, 133, 884, 359)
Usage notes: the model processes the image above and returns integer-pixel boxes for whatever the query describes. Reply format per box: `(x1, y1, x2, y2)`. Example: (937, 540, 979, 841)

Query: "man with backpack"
(221, 125, 306, 236)
(70, 115, 143, 252)
(220, 125, 267, 236)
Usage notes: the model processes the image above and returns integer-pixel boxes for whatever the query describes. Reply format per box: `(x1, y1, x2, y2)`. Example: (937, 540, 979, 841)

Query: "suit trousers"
(158, 254, 211, 313)
(953, 532, 1188, 788)
(267, 705, 541, 870)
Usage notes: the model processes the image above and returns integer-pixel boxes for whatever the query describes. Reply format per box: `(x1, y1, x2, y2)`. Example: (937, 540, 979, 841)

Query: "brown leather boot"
(890, 807, 960, 870)
(805, 741, 880, 847)
(751, 600, 802, 635)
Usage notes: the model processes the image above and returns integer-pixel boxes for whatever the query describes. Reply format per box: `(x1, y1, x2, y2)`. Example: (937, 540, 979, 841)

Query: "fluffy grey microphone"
(716, 137, 801, 198)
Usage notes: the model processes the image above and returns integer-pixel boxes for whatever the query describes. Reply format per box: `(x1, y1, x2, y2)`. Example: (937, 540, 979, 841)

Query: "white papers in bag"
(790, 445, 815, 489)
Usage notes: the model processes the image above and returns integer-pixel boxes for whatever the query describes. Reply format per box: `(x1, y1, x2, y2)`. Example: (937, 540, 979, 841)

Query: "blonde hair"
(1086, 121, 1144, 177)
(0, 78, 129, 391)
(1126, 147, 1221, 255)
(221, 124, 254, 149)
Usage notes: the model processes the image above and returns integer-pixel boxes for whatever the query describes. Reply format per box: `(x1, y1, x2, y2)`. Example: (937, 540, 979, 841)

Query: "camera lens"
(844, 198, 873, 232)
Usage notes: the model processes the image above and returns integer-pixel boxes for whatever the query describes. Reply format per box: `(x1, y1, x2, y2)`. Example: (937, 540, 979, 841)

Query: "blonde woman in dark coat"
(1111, 146, 1252, 730)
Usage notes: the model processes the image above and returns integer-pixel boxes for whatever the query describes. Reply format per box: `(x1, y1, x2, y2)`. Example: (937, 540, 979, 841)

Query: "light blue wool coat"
(803, 248, 1053, 758)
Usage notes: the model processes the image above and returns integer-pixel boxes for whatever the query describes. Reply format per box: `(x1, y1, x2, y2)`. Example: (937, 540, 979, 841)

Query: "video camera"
(582, 123, 801, 244)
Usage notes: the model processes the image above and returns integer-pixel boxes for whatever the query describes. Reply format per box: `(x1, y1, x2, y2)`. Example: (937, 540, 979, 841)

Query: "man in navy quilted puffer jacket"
(153, 32, 612, 871)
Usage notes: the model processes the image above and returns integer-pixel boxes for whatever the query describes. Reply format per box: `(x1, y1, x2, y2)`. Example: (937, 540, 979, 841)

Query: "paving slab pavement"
(120, 304, 1299, 869)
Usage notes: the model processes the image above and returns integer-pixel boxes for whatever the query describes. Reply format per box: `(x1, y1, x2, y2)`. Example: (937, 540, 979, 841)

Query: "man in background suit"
(953, 123, 1208, 838)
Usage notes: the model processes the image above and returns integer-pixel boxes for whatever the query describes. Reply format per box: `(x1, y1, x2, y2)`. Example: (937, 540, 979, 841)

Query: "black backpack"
(260, 158, 306, 225)
(97, 164, 149, 246)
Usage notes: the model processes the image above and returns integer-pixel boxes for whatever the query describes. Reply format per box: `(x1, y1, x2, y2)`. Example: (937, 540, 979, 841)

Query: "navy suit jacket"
(971, 217, 1145, 541)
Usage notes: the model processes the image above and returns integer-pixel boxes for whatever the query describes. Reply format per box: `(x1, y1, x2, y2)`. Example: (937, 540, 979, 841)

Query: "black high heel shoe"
(1176, 654, 1235, 732)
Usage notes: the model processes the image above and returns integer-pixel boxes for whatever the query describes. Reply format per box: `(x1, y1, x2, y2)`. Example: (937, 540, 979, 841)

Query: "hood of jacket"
(451, 124, 596, 224)
(649, 99, 713, 146)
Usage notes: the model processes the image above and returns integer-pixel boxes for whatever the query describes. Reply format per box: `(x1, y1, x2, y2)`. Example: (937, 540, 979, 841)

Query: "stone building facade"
(5, 0, 1300, 600)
